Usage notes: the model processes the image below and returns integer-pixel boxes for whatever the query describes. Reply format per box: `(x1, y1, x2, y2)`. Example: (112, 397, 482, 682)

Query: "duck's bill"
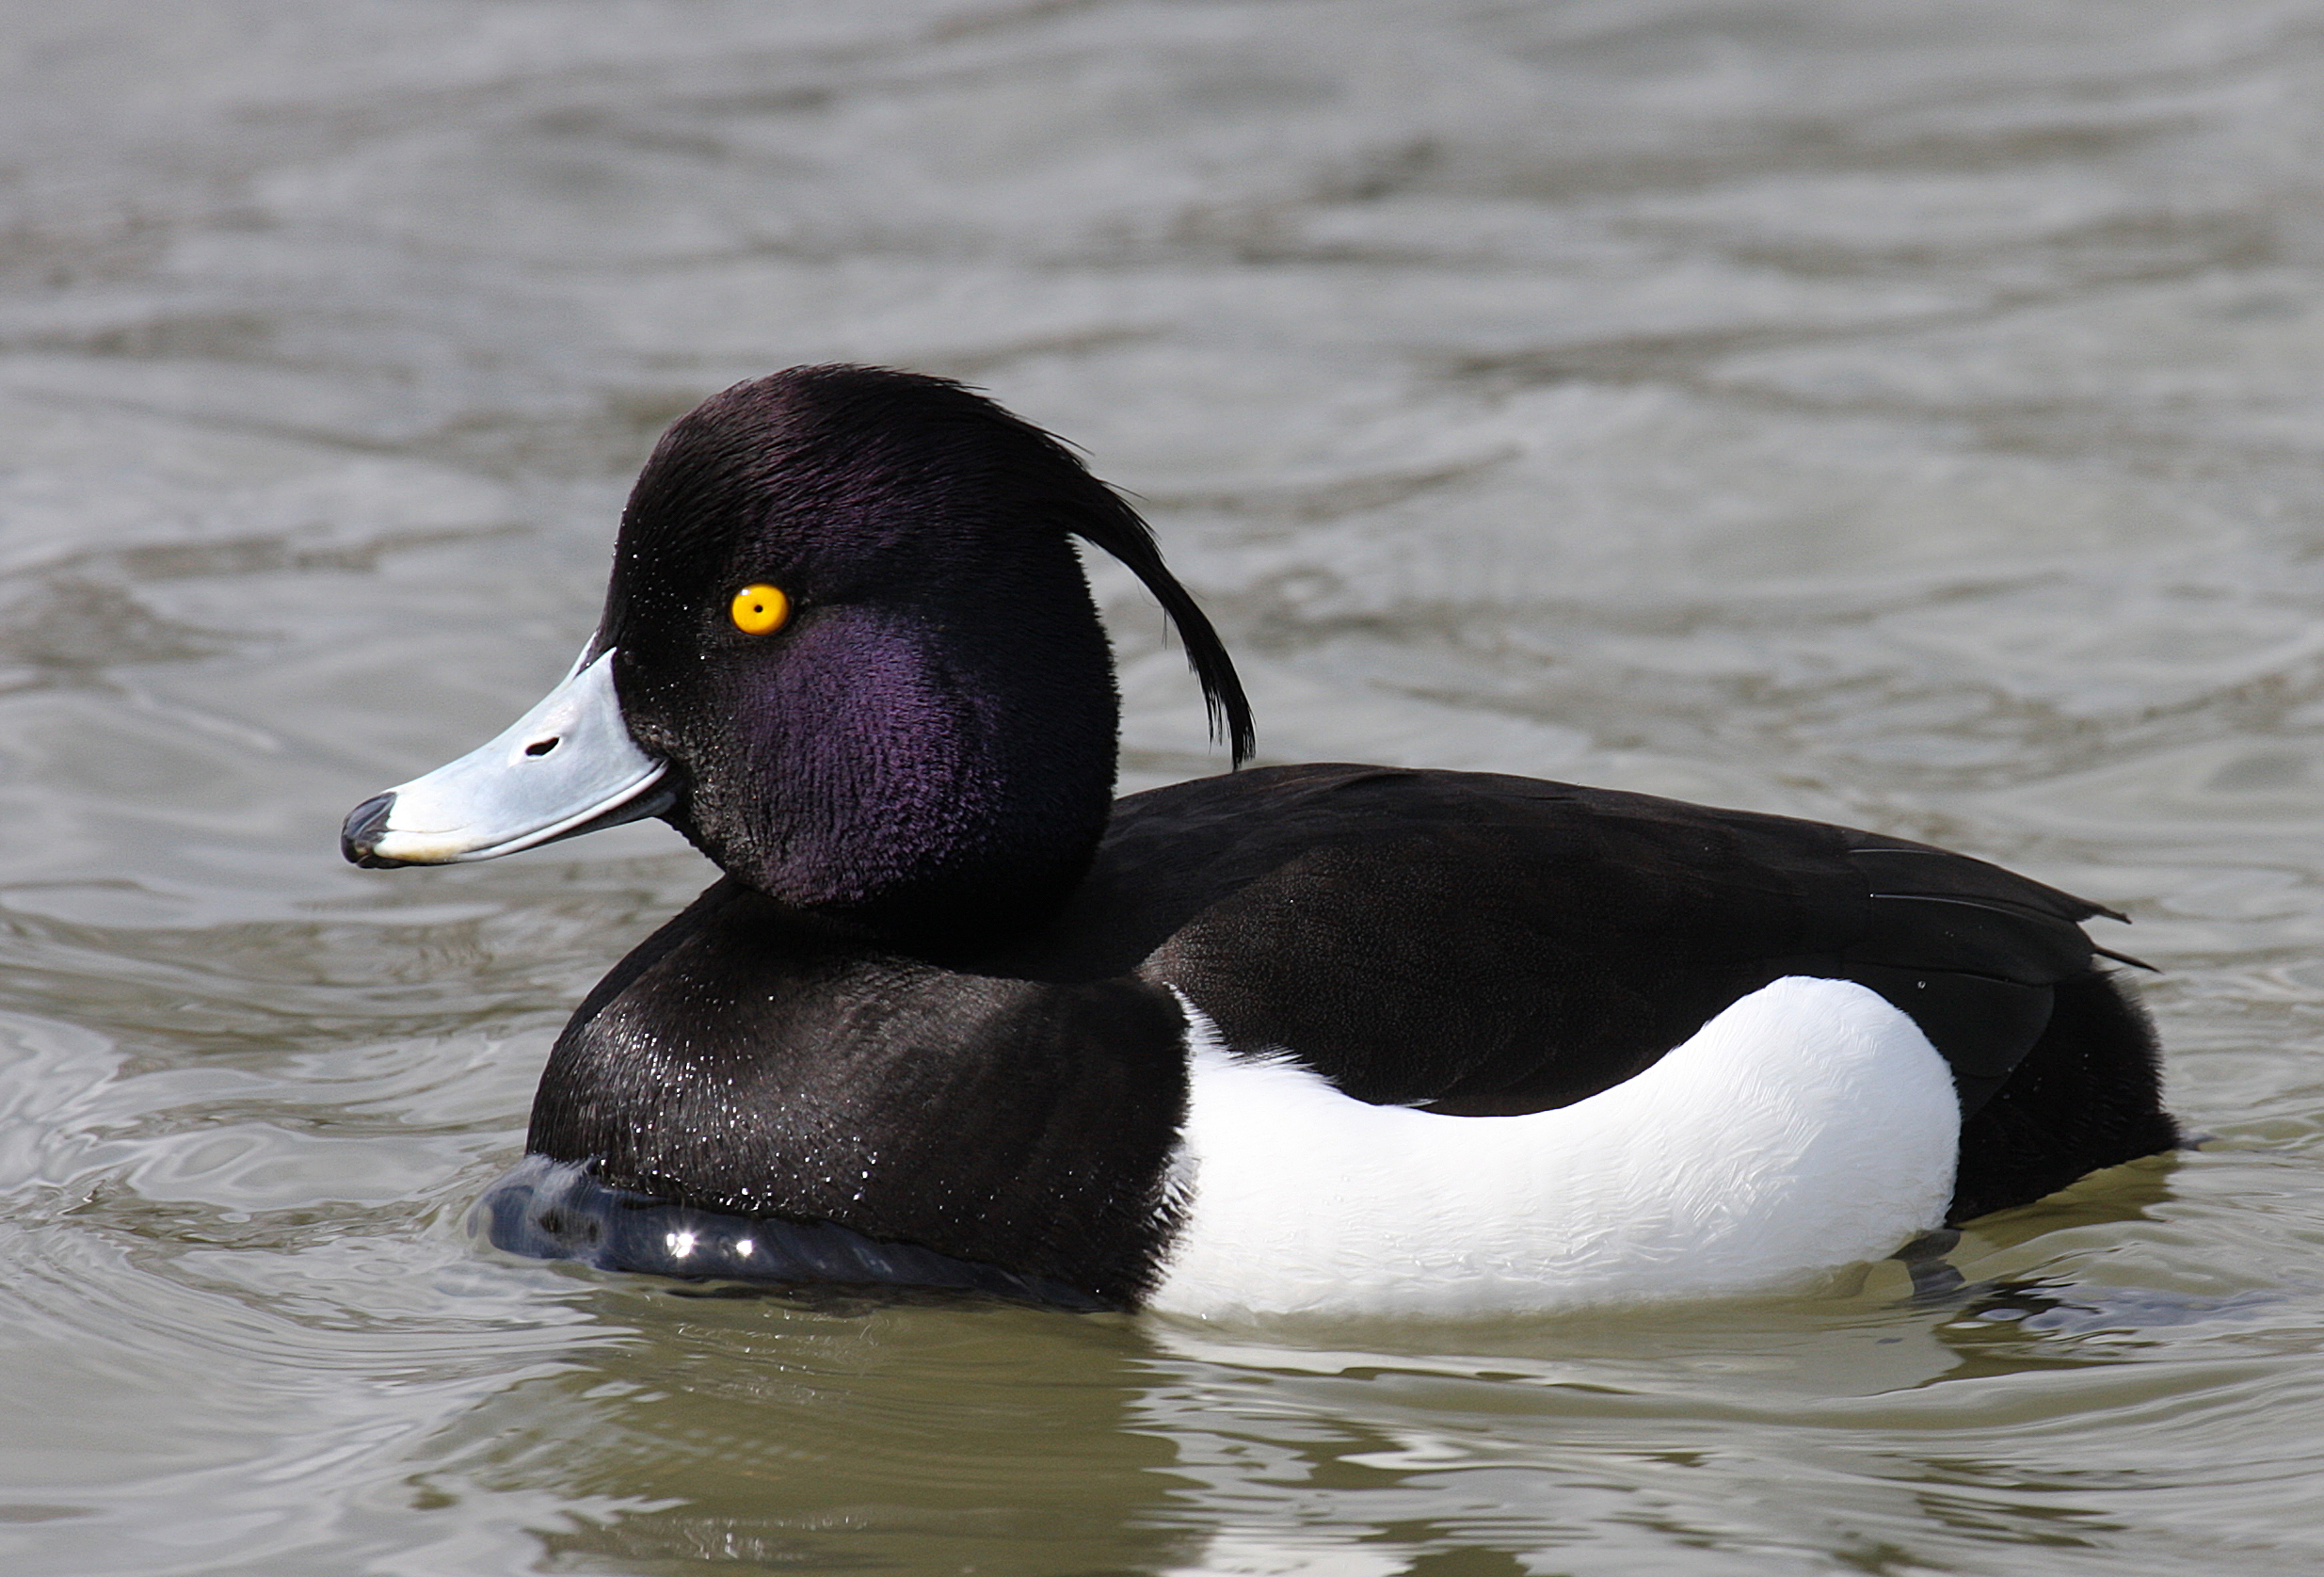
(341, 648, 673, 868)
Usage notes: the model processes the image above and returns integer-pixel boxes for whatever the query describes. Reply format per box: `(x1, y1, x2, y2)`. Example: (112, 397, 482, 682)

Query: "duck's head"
(341, 365, 1252, 949)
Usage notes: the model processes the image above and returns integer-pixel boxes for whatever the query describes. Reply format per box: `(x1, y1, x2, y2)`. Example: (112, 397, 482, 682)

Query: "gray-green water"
(6, 2, 2324, 1571)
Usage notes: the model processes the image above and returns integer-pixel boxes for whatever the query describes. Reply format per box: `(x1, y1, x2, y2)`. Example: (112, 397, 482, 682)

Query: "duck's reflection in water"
(418, 1156, 2224, 1576)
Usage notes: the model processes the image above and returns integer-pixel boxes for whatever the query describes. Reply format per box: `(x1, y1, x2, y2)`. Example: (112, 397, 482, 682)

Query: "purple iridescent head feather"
(597, 365, 1253, 947)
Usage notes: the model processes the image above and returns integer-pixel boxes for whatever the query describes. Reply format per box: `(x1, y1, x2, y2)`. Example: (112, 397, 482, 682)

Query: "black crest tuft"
(1050, 437, 1258, 767)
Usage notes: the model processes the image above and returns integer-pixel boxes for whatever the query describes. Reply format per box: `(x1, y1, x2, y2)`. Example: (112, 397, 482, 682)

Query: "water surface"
(5, 2, 2324, 1571)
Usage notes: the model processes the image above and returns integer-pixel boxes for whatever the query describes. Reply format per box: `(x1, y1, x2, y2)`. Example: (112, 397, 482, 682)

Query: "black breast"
(524, 882, 1193, 1309)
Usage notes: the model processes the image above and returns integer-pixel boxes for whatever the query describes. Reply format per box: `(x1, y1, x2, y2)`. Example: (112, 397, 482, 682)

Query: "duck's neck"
(661, 574, 1122, 957)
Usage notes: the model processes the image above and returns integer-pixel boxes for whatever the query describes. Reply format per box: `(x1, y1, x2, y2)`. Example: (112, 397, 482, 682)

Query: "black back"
(985, 764, 2126, 1120)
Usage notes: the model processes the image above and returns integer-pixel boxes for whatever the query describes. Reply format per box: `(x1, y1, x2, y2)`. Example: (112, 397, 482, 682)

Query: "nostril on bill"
(524, 737, 559, 757)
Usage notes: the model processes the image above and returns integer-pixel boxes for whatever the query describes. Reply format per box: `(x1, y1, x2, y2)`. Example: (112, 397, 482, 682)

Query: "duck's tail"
(1947, 971, 2179, 1223)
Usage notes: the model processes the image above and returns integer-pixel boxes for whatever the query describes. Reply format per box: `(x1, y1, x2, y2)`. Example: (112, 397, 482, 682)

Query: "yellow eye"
(729, 584, 790, 636)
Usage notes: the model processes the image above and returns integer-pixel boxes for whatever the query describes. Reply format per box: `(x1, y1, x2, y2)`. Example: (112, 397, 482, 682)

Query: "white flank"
(1147, 975, 1961, 1318)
